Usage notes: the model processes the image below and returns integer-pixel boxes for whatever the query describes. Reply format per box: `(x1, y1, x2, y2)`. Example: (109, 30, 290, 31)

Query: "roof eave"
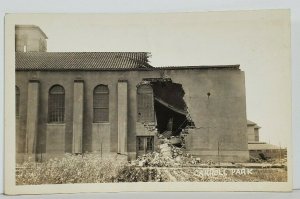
(15, 25, 48, 39)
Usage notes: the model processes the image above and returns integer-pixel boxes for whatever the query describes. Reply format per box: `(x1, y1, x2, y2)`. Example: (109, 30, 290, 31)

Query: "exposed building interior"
(141, 78, 195, 146)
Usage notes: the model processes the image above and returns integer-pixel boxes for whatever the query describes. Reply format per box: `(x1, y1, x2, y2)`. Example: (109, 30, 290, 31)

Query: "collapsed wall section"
(138, 68, 249, 162)
(149, 80, 194, 136)
(137, 78, 195, 149)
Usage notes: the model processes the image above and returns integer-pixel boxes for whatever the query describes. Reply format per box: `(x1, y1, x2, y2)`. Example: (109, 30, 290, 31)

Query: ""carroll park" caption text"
(196, 168, 254, 177)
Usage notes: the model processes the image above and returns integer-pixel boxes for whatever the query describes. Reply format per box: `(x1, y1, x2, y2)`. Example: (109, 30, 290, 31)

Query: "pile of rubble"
(131, 138, 216, 167)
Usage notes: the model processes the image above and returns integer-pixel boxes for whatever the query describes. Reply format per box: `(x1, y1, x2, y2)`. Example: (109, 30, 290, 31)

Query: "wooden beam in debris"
(154, 97, 188, 115)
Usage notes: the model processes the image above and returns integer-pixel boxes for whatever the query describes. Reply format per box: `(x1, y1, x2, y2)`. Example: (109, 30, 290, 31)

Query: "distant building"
(247, 120, 286, 159)
(248, 142, 286, 159)
(15, 25, 250, 163)
(247, 120, 260, 142)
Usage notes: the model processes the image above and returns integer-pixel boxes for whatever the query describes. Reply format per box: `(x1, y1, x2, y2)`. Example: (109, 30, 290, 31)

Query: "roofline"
(157, 65, 240, 70)
(248, 142, 267, 144)
(254, 125, 261, 129)
(15, 25, 48, 39)
(247, 120, 257, 126)
(16, 51, 151, 54)
(16, 65, 240, 72)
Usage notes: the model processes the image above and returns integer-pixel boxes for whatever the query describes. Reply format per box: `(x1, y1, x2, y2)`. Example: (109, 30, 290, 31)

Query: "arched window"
(93, 85, 109, 122)
(16, 86, 20, 117)
(137, 84, 154, 122)
(48, 85, 65, 123)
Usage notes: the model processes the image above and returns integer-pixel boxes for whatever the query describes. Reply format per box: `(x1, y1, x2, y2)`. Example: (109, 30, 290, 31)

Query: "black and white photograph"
(4, 10, 292, 194)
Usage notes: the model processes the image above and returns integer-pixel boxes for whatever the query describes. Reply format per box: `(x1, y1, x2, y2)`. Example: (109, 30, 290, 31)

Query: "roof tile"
(16, 52, 152, 71)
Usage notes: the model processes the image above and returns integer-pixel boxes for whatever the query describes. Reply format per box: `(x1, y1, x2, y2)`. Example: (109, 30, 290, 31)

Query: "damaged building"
(15, 25, 249, 163)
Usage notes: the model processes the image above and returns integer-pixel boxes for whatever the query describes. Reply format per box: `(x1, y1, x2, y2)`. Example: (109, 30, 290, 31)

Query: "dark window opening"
(137, 137, 144, 150)
(48, 85, 65, 123)
(137, 136, 154, 153)
(93, 85, 109, 122)
(146, 136, 154, 151)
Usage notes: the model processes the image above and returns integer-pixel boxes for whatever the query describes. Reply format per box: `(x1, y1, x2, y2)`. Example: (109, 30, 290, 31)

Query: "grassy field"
(16, 154, 287, 185)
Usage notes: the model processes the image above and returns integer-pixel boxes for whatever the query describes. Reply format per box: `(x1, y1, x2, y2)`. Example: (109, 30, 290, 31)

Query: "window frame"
(137, 84, 154, 122)
(136, 136, 154, 153)
(137, 137, 144, 151)
(93, 84, 109, 123)
(146, 136, 154, 151)
(48, 85, 65, 123)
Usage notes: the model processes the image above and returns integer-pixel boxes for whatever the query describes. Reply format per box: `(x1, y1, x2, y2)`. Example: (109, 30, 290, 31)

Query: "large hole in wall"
(143, 78, 195, 140)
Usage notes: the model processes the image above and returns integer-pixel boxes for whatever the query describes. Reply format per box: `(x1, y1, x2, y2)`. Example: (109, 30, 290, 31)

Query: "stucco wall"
(16, 68, 248, 162)
(164, 69, 249, 161)
(91, 123, 110, 154)
(46, 124, 65, 154)
(15, 27, 47, 52)
(247, 126, 255, 142)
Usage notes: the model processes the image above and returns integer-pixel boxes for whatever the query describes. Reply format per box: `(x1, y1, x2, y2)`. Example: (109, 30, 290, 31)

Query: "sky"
(14, 10, 291, 147)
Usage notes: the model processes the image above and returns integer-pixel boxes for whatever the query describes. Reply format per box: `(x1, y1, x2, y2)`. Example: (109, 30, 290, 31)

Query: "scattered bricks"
(159, 143, 169, 149)
(138, 160, 146, 167)
(133, 137, 218, 168)
(175, 156, 182, 163)
(170, 137, 181, 145)
(161, 152, 172, 158)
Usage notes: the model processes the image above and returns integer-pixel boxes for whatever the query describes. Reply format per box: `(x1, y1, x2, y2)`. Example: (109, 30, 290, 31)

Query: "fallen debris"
(132, 138, 215, 167)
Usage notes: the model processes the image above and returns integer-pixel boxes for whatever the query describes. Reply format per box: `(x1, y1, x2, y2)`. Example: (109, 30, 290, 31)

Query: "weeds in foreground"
(16, 153, 127, 185)
(16, 154, 288, 185)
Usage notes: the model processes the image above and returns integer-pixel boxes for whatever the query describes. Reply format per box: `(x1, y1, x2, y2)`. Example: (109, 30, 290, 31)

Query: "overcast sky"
(14, 10, 291, 147)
